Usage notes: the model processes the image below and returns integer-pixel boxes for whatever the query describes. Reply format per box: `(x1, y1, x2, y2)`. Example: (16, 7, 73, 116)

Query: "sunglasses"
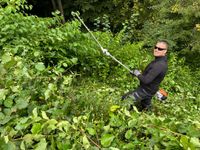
(154, 46, 166, 51)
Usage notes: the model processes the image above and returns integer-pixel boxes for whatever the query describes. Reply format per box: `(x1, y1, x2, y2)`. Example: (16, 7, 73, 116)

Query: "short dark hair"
(157, 39, 169, 50)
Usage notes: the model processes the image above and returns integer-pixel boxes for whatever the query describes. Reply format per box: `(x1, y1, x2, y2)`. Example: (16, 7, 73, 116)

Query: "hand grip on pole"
(101, 48, 110, 56)
(72, 11, 131, 72)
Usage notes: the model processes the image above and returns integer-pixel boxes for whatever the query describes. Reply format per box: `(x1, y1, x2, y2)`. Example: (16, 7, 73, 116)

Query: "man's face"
(153, 42, 167, 57)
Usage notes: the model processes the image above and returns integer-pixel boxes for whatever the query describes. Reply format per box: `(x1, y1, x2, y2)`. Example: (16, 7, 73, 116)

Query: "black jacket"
(137, 56, 168, 95)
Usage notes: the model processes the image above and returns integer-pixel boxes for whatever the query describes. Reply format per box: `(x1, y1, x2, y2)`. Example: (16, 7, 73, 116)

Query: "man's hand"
(130, 69, 141, 77)
(102, 48, 110, 56)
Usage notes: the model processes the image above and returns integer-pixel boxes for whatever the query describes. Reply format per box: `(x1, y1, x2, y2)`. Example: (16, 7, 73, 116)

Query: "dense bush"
(0, 1, 199, 149)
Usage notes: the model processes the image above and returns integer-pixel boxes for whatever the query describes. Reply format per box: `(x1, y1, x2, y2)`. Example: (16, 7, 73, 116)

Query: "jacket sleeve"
(137, 63, 162, 84)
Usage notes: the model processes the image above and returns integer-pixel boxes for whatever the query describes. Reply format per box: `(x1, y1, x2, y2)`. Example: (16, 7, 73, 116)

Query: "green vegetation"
(0, 0, 199, 149)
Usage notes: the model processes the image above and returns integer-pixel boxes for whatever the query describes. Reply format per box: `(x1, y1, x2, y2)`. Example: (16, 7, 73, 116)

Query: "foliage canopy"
(0, 0, 199, 149)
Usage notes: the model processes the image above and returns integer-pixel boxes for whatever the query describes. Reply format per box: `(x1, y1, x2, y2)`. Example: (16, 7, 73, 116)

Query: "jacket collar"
(155, 56, 167, 61)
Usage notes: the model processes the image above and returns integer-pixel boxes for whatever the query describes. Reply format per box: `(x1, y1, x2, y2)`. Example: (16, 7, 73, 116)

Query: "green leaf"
(103, 125, 111, 133)
(32, 108, 38, 118)
(20, 141, 26, 150)
(31, 123, 42, 134)
(34, 51, 40, 57)
(82, 135, 90, 149)
(57, 121, 71, 132)
(4, 136, 9, 143)
(63, 76, 72, 85)
(86, 127, 96, 136)
(44, 83, 56, 100)
(46, 119, 58, 132)
(62, 62, 68, 67)
(0, 112, 5, 120)
(41, 111, 49, 120)
(190, 137, 200, 148)
(35, 62, 45, 71)
(122, 143, 135, 149)
(109, 147, 120, 150)
(100, 134, 115, 147)
(0, 141, 16, 150)
(125, 129, 133, 140)
(46, 119, 58, 125)
(128, 118, 137, 128)
(15, 117, 30, 131)
(44, 89, 51, 100)
(70, 57, 78, 64)
(23, 134, 33, 145)
(154, 145, 160, 150)
(109, 114, 122, 127)
(4, 59, 16, 69)
(0, 116, 12, 125)
(110, 105, 120, 112)
(0, 89, 8, 101)
(3, 108, 12, 116)
(11, 86, 20, 93)
(2, 53, 12, 64)
(180, 135, 189, 149)
(35, 138, 47, 150)
(4, 98, 13, 108)
(16, 99, 28, 109)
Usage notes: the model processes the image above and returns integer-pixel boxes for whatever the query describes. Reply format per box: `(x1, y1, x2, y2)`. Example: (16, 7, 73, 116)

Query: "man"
(122, 40, 168, 111)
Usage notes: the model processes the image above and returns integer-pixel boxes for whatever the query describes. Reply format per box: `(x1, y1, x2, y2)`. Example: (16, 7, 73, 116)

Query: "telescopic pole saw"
(72, 12, 132, 73)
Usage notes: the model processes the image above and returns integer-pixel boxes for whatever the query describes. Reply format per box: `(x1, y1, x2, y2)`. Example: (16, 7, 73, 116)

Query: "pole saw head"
(71, 11, 80, 17)
(156, 88, 168, 101)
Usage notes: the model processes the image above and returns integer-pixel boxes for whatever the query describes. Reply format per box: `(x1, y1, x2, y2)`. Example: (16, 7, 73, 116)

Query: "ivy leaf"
(100, 134, 115, 147)
(35, 62, 45, 71)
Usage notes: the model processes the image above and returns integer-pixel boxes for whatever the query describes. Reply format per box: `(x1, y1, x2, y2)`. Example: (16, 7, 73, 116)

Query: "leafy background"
(0, 0, 199, 149)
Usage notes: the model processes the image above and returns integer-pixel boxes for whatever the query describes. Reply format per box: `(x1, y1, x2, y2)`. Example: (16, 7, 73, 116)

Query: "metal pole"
(73, 12, 131, 72)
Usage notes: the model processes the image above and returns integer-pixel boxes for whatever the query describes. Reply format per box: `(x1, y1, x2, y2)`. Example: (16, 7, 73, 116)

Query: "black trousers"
(122, 87, 153, 110)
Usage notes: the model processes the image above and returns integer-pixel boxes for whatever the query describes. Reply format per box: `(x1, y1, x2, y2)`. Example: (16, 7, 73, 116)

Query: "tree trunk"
(51, 0, 57, 11)
(57, 0, 65, 23)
